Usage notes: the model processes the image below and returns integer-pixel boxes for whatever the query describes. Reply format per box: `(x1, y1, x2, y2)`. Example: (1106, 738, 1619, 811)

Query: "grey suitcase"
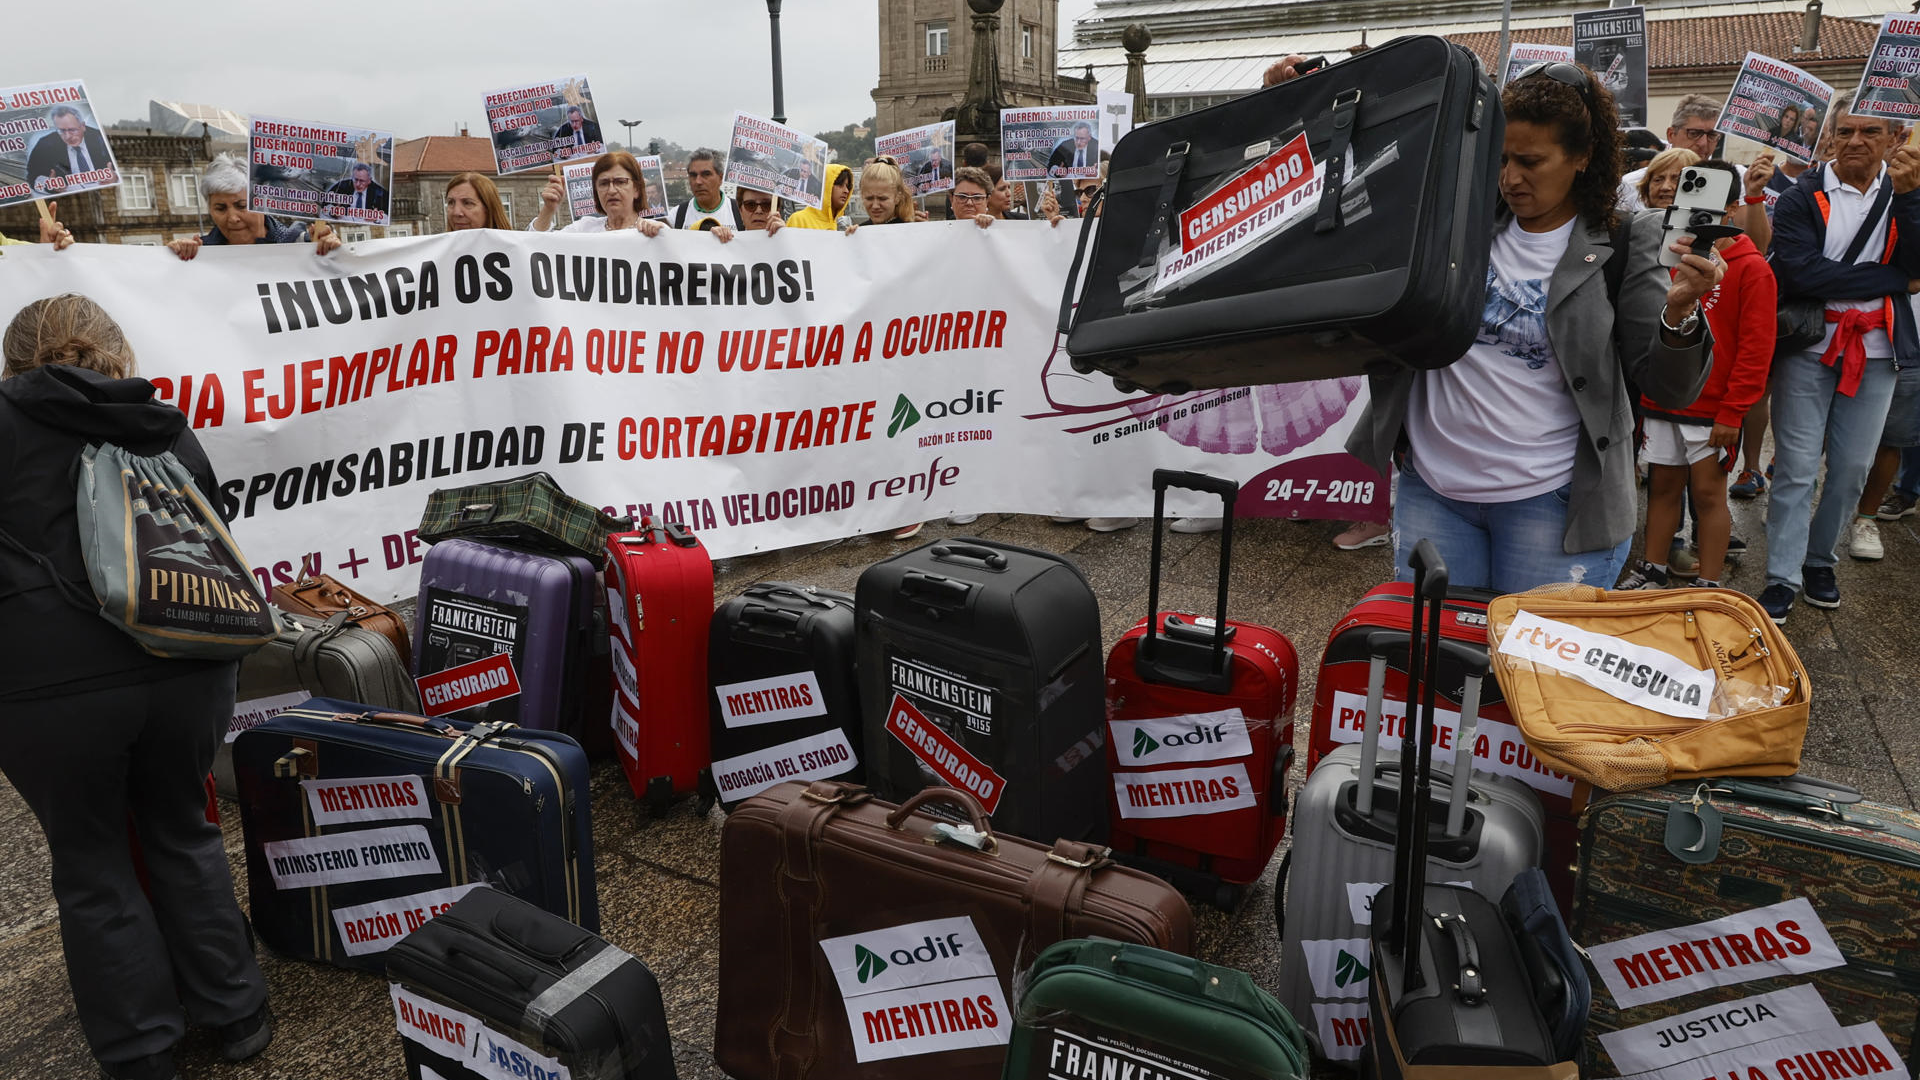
(1275, 629, 1543, 1066)
(217, 610, 420, 796)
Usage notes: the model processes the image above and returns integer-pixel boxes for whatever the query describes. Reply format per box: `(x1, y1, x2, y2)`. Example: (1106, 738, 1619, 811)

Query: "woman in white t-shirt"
(1345, 62, 1723, 592)
(528, 151, 668, 236)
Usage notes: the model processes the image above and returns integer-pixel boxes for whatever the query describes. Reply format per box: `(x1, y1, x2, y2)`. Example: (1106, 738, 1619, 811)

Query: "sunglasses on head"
(866, 155, 898, 166)
(1516, 61, 1593, 101)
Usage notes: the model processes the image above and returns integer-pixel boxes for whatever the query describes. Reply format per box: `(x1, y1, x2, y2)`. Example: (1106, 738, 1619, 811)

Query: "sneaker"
(1617, 561, 1670, 590)
(103, 1053, 177, 1080)
(1849, 517, 1884, 561)
(1171, 517, 1223, 534)
(218, 1006, 272, 1062)
(890, 522, 925, 541)
(1730, 470, 1767, 499)
(1878, 490, 1919, 521)
(1667, 538, 1699, 578)
(1802, 565, 1841, 609)
(946, 514, 980, 526)
(1758, 583, 1795, 625)
(1765, 459, 1774, 479)
(1333, 520, 1391, 550)
(1049, 516, 1086, 524)
(1086, 517, 1141, 533)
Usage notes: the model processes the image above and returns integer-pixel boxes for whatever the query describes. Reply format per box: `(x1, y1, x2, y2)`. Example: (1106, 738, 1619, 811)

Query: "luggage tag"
(1663, 784, 1724, 864)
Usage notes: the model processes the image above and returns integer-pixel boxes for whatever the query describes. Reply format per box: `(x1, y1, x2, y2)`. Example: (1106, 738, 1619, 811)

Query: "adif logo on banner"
(302, 774, 430, 827)
(1600, 985, 1840, 1075)
(714, 670, 827, 728)
(1499, 609, 1714, 719)
(1327, 690, 1575, 797)
(1313, 1002, 1373, 1061)
(1613, 1021, 1906, 1080)
(264, 824, 441, 890)
(819, 916, 995, 997)
(1300, 938, 1372, 999)
(819, 917, 1009, 1063)
(1587, 897, 1844, 1009)
(333, 883, 486, 956)
(709, 727, 857, 801)
(1110, 709, 1254, 765)
(1113, 763, 1256, 820)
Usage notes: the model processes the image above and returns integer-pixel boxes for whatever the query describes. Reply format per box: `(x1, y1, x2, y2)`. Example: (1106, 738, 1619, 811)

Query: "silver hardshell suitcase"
(1275, 629, 1543, 1066)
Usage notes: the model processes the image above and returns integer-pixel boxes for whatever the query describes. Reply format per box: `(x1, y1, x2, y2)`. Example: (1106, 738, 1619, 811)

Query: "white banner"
(390, 981, 572, 1080)
(1616, 1021, 1908, 1080)
(1311, 1002, 1373, 1062)
(1300, 937, 1372, 1000)
(841, 976, 1011, 1063)
(0, 228, 1379, 603)
(1498, 610, 1714, 720)
(1600, 985, 1841, 1075)
(1587, 897, 1846, 1008)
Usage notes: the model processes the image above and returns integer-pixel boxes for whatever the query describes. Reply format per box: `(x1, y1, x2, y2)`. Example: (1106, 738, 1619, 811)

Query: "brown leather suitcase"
(715, 780, 1193, 1080)
(272, 573, 411, 670)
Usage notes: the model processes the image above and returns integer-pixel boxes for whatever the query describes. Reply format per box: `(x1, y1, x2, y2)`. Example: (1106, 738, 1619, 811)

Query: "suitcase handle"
(1433, 911, 1485, 1004)
(1438, 639, 1490, 839)
(929, 543, 1009, 571)
(885, 787, 994, 843)
(1391, 539, 1448, 986)
(1137, 469, 1238, 695)
(1105, 946, 1221, 998)
(333, 709, 458, 737)
(1055, 185, 1106, 337)
(899, 570, 972, 606)
(746, 584, 843, 611)
(740, 604, 805, 631)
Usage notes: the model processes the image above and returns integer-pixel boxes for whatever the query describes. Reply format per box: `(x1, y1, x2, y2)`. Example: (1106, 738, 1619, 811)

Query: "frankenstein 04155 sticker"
(887, 693, 1005, 812)
(1030, 1025, 1266, 1078)
(1110, 709, 1254, 766)
(1112, 763, 1255, 820)
(264, 824, 441, 890)
(889, 654, 994, 735)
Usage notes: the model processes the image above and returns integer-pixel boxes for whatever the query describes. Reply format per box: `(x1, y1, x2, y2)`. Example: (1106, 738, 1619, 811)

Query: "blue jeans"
(1393, 463, 1632, 592)
(1764, 349, 1899, 590)
(1898, 445, 1920, 500)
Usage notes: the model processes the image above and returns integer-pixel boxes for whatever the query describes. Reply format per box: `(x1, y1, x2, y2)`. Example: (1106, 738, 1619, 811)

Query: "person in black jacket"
(0, 294, 270, 1080)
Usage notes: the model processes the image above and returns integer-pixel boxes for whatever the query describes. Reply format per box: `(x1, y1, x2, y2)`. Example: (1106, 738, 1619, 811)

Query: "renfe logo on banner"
(887, 693, 1005, 812)
(1587, 897, 1845, 1009)
(417, 651, 522, 717)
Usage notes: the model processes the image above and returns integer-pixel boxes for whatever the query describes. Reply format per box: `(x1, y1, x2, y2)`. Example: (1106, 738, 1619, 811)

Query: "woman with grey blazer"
(1344, 61, 1723, 592)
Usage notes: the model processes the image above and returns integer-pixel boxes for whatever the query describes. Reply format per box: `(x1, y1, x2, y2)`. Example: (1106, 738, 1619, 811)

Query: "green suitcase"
(418, 470, 629, 566)
(1572, 778, 1920, 1074)
(1003, 939, 1308, 1080)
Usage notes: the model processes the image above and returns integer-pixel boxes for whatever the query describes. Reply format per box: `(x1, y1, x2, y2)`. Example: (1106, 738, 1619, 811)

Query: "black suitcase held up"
(1061, 35, 1503, 394)
(704, 582, 863, 809)
(385, 888, 676, 1080)
(856, 538, 1107, 845)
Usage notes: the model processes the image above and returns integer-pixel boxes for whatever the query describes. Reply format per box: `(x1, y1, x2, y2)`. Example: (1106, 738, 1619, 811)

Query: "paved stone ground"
(3, 495, 1915, 1079)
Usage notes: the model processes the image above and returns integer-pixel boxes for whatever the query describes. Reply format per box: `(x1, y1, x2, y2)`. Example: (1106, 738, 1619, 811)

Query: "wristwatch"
(1661, 304, 1701, 337)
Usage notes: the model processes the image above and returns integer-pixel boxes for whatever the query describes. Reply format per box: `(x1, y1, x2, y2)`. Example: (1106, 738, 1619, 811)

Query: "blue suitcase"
(414, 538, 614, 756)
(233, 698, 598, 972)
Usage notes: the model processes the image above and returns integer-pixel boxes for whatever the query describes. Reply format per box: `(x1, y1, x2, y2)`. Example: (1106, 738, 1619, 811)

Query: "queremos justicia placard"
(875, 120, 956, 197)
(1853, 14, 1920, 122)
(1000, 105, 1102, 182)
(725, 112, 828, 210)
(1504, 43, 1575, 87)
(1574, 6, 1649, 128)
(572, 155, 668, 222)
(1717, 53, 1832, 164)
(0, 80, 120, 206)
(249, 115, 395, 227)
(0, 227, 1388, 603)
(482, 75, 603, 175)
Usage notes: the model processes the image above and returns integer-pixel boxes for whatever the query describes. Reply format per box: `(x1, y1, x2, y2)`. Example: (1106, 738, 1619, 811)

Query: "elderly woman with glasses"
(1338, 60, 1723, 592)
(166, 152, 341, 260)
(956, 167, 1066, 229)
(529, 150, 666, 236)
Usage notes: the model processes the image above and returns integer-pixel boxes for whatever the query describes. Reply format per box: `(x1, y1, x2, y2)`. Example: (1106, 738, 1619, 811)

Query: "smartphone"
(1295, 56, 1328, 76)
(1659, 166, 1735, 268)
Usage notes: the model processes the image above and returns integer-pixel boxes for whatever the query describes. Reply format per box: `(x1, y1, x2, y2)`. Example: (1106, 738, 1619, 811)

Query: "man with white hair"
(26, 104, 114, 193)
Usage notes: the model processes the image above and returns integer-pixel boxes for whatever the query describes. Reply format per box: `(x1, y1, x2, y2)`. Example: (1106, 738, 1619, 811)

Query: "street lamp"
(767, 0, 787, 125)
(619, 118, 643, 148)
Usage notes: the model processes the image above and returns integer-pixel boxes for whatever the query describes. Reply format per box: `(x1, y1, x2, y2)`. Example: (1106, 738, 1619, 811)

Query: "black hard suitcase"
(856, 538, 1107, 845)
(704, 582, 862, 809)
(1061, 34, 1502, 393)
(385, 888, 676, 1080)
(233, 698, 598, 972)
(1366, 541, 1576, 1080)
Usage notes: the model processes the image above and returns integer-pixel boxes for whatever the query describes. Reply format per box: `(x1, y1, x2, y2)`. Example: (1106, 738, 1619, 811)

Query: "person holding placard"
(165, 153, 340, 260)
(0, 200, 74, 249)
(444, 172, 512, 231)
(736, 189, 781, 232)
(529, 151, 665, 236)
(26, 105, 113, 194)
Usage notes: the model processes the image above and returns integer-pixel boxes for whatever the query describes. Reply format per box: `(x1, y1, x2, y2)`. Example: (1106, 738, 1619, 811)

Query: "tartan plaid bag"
(417, 471, 630, 565)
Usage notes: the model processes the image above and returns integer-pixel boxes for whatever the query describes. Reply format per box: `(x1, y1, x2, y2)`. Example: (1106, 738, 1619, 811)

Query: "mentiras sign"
(817, 916, 1010, 1063)
(1587, 897, 1844, 1008)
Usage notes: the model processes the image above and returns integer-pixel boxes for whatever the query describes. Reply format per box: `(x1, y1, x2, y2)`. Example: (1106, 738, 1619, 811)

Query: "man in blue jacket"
(1762, 91, 1920, 622)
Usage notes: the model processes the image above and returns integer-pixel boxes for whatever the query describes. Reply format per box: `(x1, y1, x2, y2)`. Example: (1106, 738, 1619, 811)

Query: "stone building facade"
(0, 128, 233, 247)
(873, 0, 1097, 138)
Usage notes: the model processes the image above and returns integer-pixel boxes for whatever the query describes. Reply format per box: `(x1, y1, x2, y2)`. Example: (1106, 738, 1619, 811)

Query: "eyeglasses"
(1676, 126, 1720, 144)
(740, 199, 773, 211)
(595, 177, 634, 190)
(1515, 62, 1592, 103)
(952, 192, 988, 204)
(1076, 186, 1100, 198)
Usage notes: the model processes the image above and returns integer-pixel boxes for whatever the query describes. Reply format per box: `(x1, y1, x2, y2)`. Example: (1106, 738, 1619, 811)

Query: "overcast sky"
(21, 0, 1101, 145)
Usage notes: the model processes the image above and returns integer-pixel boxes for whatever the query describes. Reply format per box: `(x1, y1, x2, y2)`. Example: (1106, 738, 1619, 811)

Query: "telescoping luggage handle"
(1388, 539, 1447, 992)
(1353, 631, 1488, 839)
(1137, 469, 1238, 695)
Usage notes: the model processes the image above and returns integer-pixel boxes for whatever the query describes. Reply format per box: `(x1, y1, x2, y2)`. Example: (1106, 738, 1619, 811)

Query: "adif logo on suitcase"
(821, 917, 994, 997)
(1110, 710, 1254, 766)
(1300, 937, 1372, 999)
(820, 917, 1011, 1062)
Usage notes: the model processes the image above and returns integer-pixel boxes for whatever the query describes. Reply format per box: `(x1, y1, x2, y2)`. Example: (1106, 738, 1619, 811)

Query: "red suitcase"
(604, 519, 714, 812)
(1308, 582, 1584, 914)
(1104, 470, 1298, 909)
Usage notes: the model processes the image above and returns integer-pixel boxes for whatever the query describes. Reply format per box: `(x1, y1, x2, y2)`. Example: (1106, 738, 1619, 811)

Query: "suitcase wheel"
(642, 775, 674, 817)
(1112, 377, 1137, 393)
(1214, 881, 1248, 912)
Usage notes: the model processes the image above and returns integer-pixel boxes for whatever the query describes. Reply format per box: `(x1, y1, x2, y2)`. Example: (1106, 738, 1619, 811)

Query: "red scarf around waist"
(1820, 301, 1893, 397)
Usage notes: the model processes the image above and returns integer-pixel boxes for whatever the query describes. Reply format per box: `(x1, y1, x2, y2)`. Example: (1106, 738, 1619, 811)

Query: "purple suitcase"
(414, 538, 613, 755)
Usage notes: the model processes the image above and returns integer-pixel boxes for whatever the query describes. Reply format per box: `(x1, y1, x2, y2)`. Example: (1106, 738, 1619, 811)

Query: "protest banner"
(1852, 14, 1920, 122)
(725, 112, 829, 210)
(563, 160, 598, 222)
(875, 120, 956, 197)
(480, 76, 603, 175)
(249, 116, 395, 227)
(0, 227, 1387, 604)
(1096, 91, 1136, 149)
(1504, 43, 1575, 88)
(1001, 105, 1103, 182)
(1717, 52, 1832, 163)
(0, 80, 120, 207)
(1574, 7, 1648, 128)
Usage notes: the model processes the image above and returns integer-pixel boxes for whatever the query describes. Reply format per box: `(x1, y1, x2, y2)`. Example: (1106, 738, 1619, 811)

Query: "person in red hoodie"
(1622, 159, 1777, 589)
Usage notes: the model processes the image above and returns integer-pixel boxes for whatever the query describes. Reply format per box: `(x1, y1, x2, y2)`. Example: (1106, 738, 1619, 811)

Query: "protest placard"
(725, 112, 829, 210)
(1001, 105, 1103, 182)
(637, 154, 668, 219)
(1504, 43, 1575, 88)
(563, 160, 598, 223)
(481, 76, 604, 175)
(1096, 91, 1135, 149)
(1717, 52, 1832, 163)
(0, 80, 120, 207)
(1574, 7, 1648, 128)
(875, 120, 956, 197)
(248, 116, 395, 227)
(1852, 14, 1920, 122)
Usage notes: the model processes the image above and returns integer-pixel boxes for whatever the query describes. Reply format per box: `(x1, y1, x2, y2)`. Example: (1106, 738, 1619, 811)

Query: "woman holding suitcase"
(1344, 62, 1723, 592)
(0, 296, 270, 1080)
